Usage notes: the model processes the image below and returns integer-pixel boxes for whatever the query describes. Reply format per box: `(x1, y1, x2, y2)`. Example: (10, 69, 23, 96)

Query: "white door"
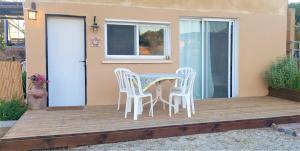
(47, 16, 86, 107)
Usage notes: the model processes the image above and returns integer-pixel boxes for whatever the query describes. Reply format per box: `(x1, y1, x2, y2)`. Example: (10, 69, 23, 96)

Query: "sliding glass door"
(180, 18, 235, 100)
(180, 20, 203, 99)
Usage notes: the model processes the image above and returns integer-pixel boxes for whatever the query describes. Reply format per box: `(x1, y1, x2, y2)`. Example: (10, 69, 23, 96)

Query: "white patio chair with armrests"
(174, 67, 195, 110)
(125, 72, 154, 120)
(169, 70, 196, 118)
(114, 68, 131, 110)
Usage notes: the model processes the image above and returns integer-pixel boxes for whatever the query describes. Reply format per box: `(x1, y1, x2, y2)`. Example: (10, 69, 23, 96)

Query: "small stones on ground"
(272, 123, 300, 137)
(0, 120, 17, 128)
(50, 128, 300, 151)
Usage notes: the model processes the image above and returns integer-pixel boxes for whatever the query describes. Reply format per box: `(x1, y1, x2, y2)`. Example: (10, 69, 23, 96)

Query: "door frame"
(179, 17, 239, 99)
(45, 14, 87, 106)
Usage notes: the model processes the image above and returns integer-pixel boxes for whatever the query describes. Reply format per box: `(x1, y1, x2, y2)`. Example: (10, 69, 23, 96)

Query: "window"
(105, 20, 170, 59)
(107, 25, 135, 55)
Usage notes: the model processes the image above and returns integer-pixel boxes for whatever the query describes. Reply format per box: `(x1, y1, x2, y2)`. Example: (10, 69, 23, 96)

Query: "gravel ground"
(53, 128, 300, 151)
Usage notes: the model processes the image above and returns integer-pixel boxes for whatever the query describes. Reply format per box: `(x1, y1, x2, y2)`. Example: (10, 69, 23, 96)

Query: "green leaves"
(0, 98, 27, 121)
(265, 57, 300, 90)
(0, 34, 5, 51)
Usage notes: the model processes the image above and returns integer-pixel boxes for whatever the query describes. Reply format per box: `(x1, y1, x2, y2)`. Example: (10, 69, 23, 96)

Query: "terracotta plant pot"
(27, 88, 47, 110)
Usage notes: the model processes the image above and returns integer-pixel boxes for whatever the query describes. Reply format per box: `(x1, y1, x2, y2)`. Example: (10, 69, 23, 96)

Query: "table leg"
(156, 83, 165, 109)
(152, 80, 176, 110)
(155, 82, 172, 110)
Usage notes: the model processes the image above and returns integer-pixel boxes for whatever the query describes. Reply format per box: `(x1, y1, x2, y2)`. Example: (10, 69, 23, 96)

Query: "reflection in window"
(139, 25, 164, 55)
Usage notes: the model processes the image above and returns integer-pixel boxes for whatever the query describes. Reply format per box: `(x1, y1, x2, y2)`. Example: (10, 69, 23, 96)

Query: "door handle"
(79, 60, 86, 63)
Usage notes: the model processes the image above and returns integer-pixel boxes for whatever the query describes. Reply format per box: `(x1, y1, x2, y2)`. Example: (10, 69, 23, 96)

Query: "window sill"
(102, 60, 173, 64)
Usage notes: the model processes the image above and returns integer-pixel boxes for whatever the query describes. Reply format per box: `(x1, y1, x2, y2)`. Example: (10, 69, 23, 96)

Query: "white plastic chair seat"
(120, 89, 127, 93)
(170, 87, 184, 94)
(139, 92, 152, 97)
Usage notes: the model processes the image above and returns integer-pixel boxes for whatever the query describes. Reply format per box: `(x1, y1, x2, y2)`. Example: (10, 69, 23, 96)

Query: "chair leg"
(128, 97, 132, 112)
(149, 96, 154, 117)
(169, 94, 173, 117)
(182, 97, 187, 109)
(134, 97, 138, 120)
(124, 95, 129, 118)
(191, 94, 195, 114)
(138, 98, 143, 115)
(186, 96, 191, 118)
(117, 92, 121, 110)
(174, 96, 179, 114)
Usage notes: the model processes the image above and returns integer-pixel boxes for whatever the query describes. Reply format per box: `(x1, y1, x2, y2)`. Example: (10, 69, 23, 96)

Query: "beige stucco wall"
(24, 0, 287, 105)
(287, 8, 295, 55)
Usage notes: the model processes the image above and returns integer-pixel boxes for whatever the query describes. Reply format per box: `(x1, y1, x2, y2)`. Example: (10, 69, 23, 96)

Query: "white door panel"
(47, 16, 85, 107)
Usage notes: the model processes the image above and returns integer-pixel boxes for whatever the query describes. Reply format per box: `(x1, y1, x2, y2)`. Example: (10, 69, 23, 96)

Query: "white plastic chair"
(114, 68, 131, 110)
(125, 72, 154, 120)
(175, 67, 194, 88)
(169, 69, 196, 118)
(174, 67, 195, 110)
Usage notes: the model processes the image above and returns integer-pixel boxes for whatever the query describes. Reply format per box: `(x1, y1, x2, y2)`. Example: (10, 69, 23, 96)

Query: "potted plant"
(264, 57, 300, 102)
(27, 74, 48, 110)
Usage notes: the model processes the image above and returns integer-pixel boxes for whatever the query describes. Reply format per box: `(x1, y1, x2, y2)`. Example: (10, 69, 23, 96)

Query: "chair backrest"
(126, 72, 144, 96)
(114, 68, 131, 91)
(175, 67, 194, 88)
(186, 70, 196, 95)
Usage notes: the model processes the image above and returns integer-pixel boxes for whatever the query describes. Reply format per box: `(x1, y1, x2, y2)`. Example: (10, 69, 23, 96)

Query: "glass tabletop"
(139, 73, 184, 91)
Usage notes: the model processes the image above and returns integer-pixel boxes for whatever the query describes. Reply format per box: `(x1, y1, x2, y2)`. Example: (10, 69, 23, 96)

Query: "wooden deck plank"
(0, 116, 299, 151)
(0, 96, 299, 150)
(2, 96, 300, 139)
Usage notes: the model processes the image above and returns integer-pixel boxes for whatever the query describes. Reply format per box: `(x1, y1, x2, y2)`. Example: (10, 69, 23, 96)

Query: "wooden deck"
(0, 96, 300, 150)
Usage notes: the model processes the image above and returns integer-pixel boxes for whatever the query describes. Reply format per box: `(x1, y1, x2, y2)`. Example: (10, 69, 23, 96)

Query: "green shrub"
(265, 57, 299, 89)
(0, 98, 27, 121)
(295, 74, 300, 91)
(0, 34, 5, 51)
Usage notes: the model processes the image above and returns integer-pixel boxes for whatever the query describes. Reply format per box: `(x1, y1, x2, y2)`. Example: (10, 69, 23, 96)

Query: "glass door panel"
(180, 19, 234, 100)
(204, 21, 231, 98)
(179, 20, 203, 100)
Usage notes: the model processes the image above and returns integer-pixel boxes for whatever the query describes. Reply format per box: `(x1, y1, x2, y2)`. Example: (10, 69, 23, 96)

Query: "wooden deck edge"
(0, 115, 299, 151)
